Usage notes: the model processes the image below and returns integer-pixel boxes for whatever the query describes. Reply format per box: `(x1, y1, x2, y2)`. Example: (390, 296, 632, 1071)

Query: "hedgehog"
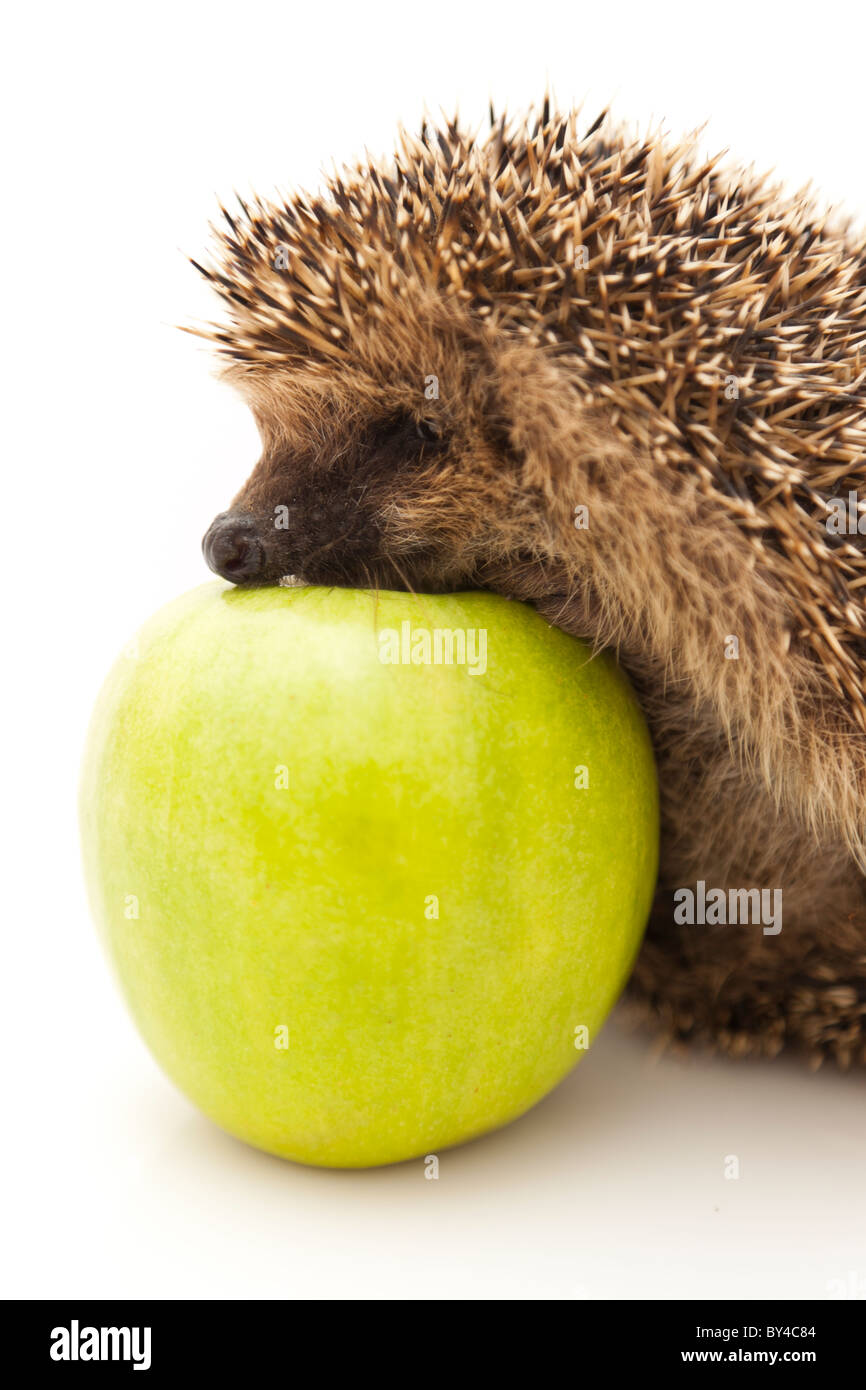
(192, 101, 866, 1068)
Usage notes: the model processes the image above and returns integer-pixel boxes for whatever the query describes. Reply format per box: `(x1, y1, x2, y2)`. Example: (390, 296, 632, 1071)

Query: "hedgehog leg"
(626, 889, 866, 1067)
(625, 737, 866, 1067)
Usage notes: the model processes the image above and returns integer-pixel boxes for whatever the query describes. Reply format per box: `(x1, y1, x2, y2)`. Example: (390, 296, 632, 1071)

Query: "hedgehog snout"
(202, 513, 266, 583)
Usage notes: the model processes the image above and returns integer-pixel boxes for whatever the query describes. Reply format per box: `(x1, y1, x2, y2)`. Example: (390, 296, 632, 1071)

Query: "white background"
(3, 0, 865, 1300)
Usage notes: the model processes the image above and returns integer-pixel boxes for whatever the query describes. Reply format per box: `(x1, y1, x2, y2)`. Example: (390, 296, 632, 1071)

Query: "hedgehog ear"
(489, 341, 590, 497)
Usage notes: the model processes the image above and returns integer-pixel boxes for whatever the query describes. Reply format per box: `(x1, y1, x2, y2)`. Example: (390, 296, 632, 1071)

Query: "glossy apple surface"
(80, 582, 658, 1166)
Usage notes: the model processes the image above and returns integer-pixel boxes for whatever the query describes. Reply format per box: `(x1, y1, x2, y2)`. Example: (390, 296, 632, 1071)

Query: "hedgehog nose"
(202, 514, 265, 583)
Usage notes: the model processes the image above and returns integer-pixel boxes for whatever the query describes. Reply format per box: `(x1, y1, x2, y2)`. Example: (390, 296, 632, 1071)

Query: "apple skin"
(80, 582, 658, 1167)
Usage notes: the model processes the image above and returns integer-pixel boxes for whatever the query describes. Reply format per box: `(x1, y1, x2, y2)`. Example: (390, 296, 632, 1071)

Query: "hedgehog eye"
(416, 418, 443, 444)
(365, 411, 448, 466)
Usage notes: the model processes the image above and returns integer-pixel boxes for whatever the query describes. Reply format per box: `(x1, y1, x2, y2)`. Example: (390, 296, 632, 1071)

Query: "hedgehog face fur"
(202, 329, 534, 592)
(194, 104, 866, 1067)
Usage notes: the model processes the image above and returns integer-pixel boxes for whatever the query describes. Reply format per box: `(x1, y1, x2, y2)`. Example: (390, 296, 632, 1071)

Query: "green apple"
(80, 582, 658, 1167)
